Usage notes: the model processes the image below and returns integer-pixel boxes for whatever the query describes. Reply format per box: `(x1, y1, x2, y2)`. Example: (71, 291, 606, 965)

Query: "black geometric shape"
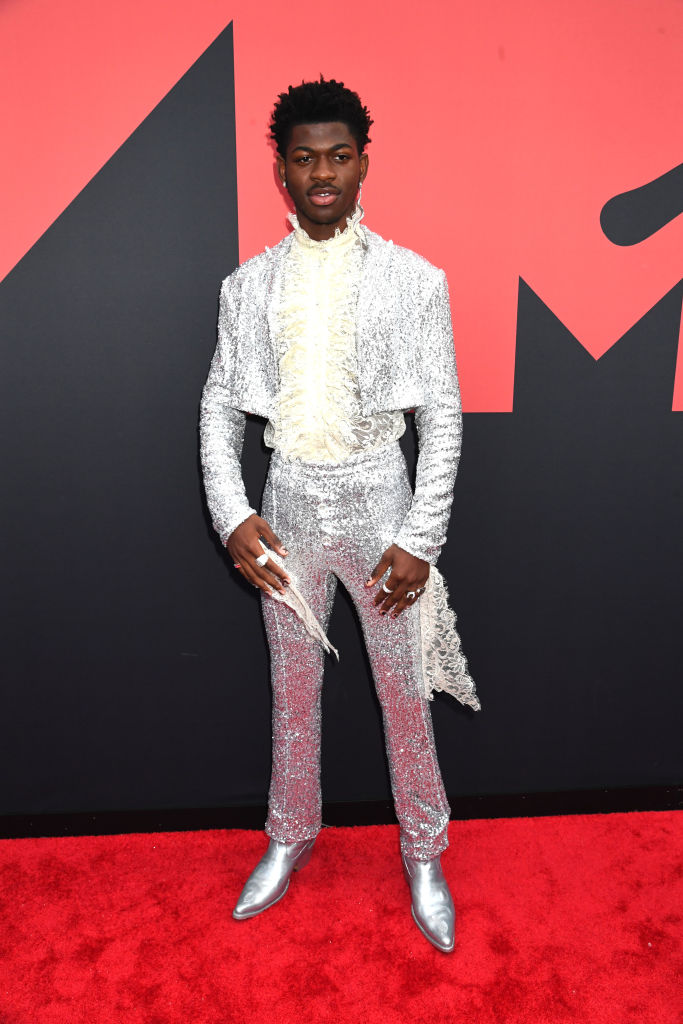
(0, 23, 257, 815)
(600, 161, 683, 245)
(443, 278, 683, 797)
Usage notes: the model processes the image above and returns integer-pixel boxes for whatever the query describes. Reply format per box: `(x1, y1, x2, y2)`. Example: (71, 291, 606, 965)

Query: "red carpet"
(0, 811, 680, 1023)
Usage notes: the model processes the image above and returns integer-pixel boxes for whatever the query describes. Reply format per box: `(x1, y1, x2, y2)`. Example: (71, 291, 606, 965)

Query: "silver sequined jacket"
(199, 227, 463, 565)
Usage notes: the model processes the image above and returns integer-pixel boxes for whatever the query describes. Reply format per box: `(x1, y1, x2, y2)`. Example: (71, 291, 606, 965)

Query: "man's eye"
(296, 156, 311, 164)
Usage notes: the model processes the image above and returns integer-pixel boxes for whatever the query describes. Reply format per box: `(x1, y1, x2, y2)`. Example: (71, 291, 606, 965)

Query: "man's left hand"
(366, 544, 429, 618)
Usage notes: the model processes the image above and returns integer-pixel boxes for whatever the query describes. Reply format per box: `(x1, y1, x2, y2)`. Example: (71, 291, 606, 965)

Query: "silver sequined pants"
(260, 442, 451, 860)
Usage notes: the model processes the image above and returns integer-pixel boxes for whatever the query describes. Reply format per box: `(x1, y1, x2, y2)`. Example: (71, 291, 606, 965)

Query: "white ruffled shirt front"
(264, 206, 405, 463)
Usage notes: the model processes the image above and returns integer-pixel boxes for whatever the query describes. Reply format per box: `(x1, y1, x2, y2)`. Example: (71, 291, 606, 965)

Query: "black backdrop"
(1, 25, 681, 822)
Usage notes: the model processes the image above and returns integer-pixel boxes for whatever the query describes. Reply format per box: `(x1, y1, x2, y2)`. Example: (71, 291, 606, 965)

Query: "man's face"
(277, 121, 369, 241)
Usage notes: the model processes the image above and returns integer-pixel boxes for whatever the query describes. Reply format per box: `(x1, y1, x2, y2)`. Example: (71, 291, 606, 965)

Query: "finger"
(267, 560, 291, 585)
(247, 546, 291, 589)
(374, 570, 401, 607)
(228, 547, 250, 577)
(389, 593, 412, 618)
(244, 557, 290, 595)
(376, 576, 404, 613)
(258, 521, 288, 557)
(379, 585, 414, 617)
(389, 581, 428, 618)
(241, 564, 273, 595)
(252, 562, 289, 594)
(256, 557, 291, 592)
(366, 552, 392, 587)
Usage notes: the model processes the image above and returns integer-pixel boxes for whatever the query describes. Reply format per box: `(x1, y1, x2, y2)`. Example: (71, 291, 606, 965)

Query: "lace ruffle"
(287, 203, 368, 249)
(419, 567, 481, 709)
(260, 542, 339, 659)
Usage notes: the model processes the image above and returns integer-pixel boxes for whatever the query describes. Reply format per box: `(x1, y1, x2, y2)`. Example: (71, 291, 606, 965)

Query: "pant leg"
(329, 446, 451, 860)
(344, 575, 451, 860)
(260, 444, 451, 858)
(260, 453, 337, 844)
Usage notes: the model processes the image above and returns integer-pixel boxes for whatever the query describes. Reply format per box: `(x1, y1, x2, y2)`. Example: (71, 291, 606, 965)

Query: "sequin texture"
(261, 443, 452, 860)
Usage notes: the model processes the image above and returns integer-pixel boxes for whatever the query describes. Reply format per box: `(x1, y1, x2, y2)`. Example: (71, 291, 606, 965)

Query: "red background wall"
(2, 0, 681, 410)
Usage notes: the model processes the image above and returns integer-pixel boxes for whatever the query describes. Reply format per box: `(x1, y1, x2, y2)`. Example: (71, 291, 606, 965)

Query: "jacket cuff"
(217, 506, 257, 547)
(392, 530, 441, 566)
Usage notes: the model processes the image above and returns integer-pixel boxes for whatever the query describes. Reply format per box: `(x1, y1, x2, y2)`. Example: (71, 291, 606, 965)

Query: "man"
(199, 77, 479, 953)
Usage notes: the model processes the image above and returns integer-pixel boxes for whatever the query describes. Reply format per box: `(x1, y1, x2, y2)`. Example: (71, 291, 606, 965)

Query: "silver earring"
(358, 181, 363, 202)
(282, 178, 287, 188)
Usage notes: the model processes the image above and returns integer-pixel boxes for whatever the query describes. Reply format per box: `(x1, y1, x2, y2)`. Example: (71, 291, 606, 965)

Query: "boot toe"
(411, 905, 455, 952)
(232, 877, 290, 919)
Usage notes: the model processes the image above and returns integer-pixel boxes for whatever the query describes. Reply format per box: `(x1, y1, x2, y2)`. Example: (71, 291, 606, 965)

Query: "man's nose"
(312, 158, 336, 180)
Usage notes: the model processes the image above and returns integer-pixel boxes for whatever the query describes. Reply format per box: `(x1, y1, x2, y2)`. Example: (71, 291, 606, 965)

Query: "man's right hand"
(226, 514, 290, 595)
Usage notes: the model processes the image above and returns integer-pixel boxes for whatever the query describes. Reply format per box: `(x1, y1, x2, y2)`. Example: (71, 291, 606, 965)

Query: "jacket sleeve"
(199, 279, 257, 545)
(393, 270, 462, 565)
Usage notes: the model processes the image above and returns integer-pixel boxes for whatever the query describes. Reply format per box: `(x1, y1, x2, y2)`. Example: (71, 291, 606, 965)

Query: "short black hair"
(269, 75, 373, 157)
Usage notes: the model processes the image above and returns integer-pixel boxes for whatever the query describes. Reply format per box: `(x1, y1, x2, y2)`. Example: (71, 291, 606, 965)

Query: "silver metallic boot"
(402, 852, 456, 952)
(232, 837, 315, 919)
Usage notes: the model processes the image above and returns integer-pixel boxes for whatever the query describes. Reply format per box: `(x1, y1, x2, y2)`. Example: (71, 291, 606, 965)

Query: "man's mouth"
(308, 188, 340, 207)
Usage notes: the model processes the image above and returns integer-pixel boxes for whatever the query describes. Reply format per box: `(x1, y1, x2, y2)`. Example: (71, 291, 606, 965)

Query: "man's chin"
(304, 207, 342, 223)
(298, 202, 354, 227)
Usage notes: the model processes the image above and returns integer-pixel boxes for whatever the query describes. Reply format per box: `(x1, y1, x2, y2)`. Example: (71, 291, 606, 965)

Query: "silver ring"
(255, 552, 269, 567)
(382, 583, 393, 594)
(407, 591, 417, 600)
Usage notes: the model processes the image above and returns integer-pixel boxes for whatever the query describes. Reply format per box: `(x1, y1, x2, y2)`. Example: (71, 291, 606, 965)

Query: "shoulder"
(220, 233, 292, 294)
(364, 228, 445, 290)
